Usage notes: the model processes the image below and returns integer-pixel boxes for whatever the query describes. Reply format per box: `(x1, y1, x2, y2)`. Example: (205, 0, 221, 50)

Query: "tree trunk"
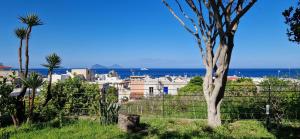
(11, 114, 19, 127)
(118, 113, 140, 132)
(43, 70, 53, 107)
(18, 39, 23, 77)
(16, 87, 27, 123)
(24, 27, 32, 79)
(16, 27, 32, 124)
(203, 39, 233, 128)
(204, 76, 226, 128)
(28, 88, 36, 122)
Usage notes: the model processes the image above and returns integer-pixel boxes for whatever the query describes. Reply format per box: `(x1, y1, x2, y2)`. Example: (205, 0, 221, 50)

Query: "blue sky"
(0, 0, 299, 68)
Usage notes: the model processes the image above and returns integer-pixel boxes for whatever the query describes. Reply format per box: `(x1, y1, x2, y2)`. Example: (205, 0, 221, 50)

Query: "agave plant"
(21, 72, 44, 122)
(41, 53, 61, 106)
(100, 84, 120, 125)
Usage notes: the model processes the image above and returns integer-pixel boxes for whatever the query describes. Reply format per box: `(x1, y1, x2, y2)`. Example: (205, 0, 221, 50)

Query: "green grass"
(0, 118, 275, 139)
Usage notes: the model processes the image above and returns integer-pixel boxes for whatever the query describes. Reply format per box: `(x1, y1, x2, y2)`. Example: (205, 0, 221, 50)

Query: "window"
(163, 87, 168, 95)
(149, 87, 154, 96)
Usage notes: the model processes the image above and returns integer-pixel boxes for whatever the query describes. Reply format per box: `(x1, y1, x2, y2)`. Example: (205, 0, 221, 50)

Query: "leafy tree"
(42, 53, 61, 106)
(21, 72, 44, 123)
(179, 76, 203, 94)
(283, 1, 300, 44)
(163, 0, 257, 127)
(14, 28, 27, 76)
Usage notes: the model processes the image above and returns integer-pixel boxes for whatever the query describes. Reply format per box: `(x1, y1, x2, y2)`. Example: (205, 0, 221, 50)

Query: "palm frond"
(21, 72, 44, 89)
(42, 53, 62, 70)
(14, 27, 27, 39)
(19, 13, 43, 27)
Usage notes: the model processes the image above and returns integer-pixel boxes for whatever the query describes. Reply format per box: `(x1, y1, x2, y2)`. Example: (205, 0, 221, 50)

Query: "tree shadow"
(118, 122, 231, 139)
(271, 124, 300, 139)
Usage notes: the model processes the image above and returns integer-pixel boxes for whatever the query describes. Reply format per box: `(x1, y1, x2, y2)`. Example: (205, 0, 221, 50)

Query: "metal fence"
(118, 84, 300, 123)
(7, 84, 300, 124)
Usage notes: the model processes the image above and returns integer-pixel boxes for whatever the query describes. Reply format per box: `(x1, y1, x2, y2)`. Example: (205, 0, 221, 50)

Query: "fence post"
(266, 84, 271, 130)
(163, 93, 165, 118)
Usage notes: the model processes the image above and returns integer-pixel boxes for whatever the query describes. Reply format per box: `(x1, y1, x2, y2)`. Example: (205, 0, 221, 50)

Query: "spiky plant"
(14, 27, 27, 76)
(21, 72, 44, 122)
(41, 53, 61, 106)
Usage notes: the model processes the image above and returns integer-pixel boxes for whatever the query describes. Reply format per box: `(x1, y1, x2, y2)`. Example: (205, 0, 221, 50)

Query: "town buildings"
(129, 75, 190, 99)
(0, 65, 18, 82)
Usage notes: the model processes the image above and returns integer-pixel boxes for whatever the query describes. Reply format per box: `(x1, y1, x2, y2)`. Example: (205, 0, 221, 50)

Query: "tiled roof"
(0, 66, 11, 69)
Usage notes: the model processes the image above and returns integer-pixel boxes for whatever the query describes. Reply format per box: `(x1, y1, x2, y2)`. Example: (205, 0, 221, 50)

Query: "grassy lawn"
(0, 118, 276, 139)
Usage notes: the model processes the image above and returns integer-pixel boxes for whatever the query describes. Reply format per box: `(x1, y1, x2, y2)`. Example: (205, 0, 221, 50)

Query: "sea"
(19, 68, 300, 79)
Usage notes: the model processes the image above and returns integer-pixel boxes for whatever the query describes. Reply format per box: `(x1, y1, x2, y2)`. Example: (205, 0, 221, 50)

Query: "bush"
(0, 78, 17, 127)
(36, 77, 100, 122)
(178, 76, 203, 95)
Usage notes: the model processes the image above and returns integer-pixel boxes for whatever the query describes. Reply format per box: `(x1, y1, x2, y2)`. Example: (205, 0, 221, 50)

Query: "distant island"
(91, 64, 123, 69)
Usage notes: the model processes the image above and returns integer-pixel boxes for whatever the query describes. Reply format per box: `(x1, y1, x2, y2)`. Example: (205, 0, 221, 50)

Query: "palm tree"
(14, 27, 27, 77)
(21, 72, 44, 122)
(16, 14, 43, 123)
(42, 53, 61, 106)
(19, 14, 43, 78)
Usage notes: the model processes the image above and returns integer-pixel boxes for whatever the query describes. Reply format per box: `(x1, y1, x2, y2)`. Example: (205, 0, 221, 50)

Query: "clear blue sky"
(0, 0, 299, 68)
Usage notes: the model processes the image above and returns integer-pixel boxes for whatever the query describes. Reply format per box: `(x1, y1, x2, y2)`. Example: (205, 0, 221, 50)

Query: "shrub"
(0, 78, 18, 127)
(178, 76, 203, 95)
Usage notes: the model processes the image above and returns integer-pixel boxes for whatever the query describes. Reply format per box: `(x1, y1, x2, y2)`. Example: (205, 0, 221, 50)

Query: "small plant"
(99, 84, 120, 125)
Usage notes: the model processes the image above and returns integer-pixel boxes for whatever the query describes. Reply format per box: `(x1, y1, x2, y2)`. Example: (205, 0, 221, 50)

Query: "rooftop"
(0, 65, 11, 69)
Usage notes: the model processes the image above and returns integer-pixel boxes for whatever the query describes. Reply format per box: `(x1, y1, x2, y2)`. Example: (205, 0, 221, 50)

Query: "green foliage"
(99, 85, 120, 125)
(36, 77, 100, 122)
(14, 28, 27, 40)
(260, 77, 293, 86)
(259, 78, 300, 124)
(19, 14, 43, 27)
(0, 119, 277, 139)
(178, 76, 203, 94)
(189, 76, 203, 85)
(21, 72, 44, 90)
(0, 79, 17, 125)
(41, 53, 61, 70)
(283, 1, 300, 44)
(226, 78, 256, 96)
(106, 86, 118, 103)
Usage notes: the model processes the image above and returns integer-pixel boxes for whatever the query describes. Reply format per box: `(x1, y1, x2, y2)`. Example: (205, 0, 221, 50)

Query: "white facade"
(51, 73, 71, 83)
(94, 71, 130, 101)
(71, 68, 93, 81)
(143, 75, 190, 96)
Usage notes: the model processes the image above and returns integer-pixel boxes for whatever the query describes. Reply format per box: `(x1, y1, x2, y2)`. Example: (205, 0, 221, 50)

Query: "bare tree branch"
(230, 0, 257, 30)
(175, 0, 199, 34)
(162, 0, 195, 35)
(210, 0, 226, 43)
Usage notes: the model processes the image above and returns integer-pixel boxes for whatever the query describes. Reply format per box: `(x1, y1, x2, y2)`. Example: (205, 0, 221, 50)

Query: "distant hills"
(91, 64, 123, 69)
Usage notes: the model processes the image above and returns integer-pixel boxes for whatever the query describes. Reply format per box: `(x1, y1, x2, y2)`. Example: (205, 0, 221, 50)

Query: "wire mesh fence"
(118, 84, 300, 123)
(16, 84, 300, 123)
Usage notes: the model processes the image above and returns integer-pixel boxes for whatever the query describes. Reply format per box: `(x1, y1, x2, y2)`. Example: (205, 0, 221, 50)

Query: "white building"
(95, 70, 130, 101)
(51, 73, 71, 83)
(131, 75, 191, 98)
(70, 68, 94, 81)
